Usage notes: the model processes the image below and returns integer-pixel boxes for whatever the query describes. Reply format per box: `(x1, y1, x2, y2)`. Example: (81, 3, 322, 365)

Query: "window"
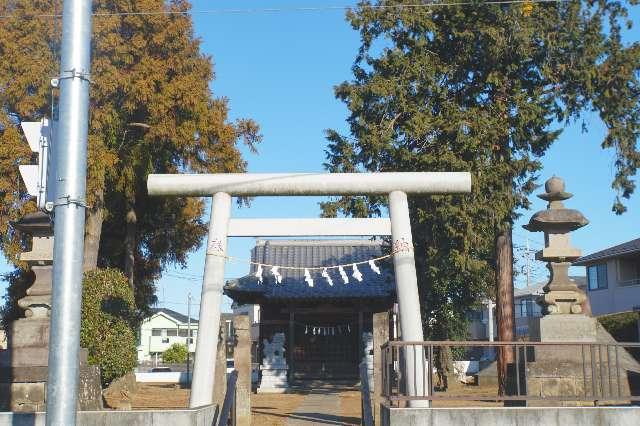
(514, 299, 542, 318)
(467, 310, 483, 321)
(166, 328, 177, 336)
(162, 338, 169, 343)
(151, 329, 162, 337)
(588, 264, 608, 290)
(618, 257, 640, 287)
(178, 329, 189, 337)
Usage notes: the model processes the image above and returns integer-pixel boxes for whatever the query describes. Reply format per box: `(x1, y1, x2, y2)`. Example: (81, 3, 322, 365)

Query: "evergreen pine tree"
(0, 0, 261, 315)
(324, 0, 639, 354)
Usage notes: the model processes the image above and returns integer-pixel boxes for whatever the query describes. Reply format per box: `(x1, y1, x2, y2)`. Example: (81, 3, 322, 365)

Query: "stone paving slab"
(285, 391, 350, 425)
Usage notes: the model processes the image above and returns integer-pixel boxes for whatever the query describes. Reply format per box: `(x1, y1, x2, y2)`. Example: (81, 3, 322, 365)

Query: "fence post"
(217, 370, 238, 426)
(233, 315, 251, 426)
(372, 312, 389, 425)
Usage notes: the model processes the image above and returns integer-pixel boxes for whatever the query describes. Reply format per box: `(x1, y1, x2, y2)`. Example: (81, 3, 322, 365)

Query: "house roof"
(224, 239, 395, 304)
(573, 238, 640, 266)
(150, 307, 198, 324)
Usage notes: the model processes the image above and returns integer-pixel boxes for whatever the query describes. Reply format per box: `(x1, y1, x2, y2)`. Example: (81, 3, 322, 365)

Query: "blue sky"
(1, 1, 638, 318)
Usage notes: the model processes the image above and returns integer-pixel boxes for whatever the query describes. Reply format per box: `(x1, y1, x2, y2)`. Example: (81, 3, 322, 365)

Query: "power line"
(512, 231, 545, 247)
(0, 1, 571, 20)
(159, 300, 201, 306)
(163, 272, 239, 282)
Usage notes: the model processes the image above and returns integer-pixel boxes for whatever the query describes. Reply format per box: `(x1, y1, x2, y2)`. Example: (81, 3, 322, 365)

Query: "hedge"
(81, 268, 138, 387)
(163, 343, 188, 363)
(597, 311, 640, 342)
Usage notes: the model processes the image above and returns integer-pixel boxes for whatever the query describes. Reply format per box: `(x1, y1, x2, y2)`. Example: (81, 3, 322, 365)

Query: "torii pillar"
(147, 172, 471, 408)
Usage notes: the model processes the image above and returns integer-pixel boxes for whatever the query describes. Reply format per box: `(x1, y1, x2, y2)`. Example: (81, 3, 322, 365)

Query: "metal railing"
(217, 370, 238, 426)
(360, 362, 374, 426)
(381, 341, 640, 406)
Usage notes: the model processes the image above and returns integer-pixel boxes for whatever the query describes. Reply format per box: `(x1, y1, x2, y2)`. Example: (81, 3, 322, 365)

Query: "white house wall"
(232, 304, 261, 342)
(588, 259, 640, 316)
(138, 313, 198, 362)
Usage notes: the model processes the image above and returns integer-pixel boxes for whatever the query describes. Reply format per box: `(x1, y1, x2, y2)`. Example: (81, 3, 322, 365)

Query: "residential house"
(573, 237, 640, 316)
(137, 308, 198, 363)
(468, 276, 587, 340)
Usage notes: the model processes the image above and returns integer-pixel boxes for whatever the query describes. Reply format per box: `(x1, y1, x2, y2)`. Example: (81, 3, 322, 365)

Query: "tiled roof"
(573, 238, 640, 265)
(224, 239, 395, 303)
(150, 307, 198, 324)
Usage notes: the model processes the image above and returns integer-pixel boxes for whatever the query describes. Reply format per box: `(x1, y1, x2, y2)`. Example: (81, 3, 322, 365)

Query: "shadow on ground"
(252, 410, 360, 425)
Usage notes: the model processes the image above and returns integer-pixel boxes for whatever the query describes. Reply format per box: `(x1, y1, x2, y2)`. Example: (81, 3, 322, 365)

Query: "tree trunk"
(124, 206, 137, 293)
(495, 223, 515, 397)
(83, 189, 104, 271)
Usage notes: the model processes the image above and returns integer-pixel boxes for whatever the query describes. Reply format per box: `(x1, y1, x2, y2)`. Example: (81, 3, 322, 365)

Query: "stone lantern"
(0, 212, 101, 411)
(523, 177, 640, 404)
(11, 212, 55, 319)
(523, 176, 589, 316)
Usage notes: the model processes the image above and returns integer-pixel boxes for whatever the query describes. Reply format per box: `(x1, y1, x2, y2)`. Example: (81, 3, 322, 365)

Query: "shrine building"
(224, 239, 395, 384)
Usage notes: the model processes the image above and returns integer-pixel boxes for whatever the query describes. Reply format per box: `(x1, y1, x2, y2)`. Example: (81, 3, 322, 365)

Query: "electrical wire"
(159, 300, 201, 306)
(512, 231, 545, 247)
(0, 1, 570, 20)
(163, 272, 240, 282)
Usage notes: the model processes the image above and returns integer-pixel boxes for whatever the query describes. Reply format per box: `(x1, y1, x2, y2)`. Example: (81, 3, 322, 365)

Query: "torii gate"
(147, 172, 471, 408)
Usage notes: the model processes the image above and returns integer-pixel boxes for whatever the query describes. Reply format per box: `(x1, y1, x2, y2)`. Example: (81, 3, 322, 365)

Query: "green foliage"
(162, 343, 188, 363)
(0, 0, 261, 320)
(81, 268, 138, 387)
(598, 312, 640, 342)
(325, 0, 639, 338)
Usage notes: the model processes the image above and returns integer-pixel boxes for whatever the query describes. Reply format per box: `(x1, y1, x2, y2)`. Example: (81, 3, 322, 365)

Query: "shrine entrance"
(292, 312, 359, 381)
(224, 238, 395, 386)
(147, 171, 471, 407)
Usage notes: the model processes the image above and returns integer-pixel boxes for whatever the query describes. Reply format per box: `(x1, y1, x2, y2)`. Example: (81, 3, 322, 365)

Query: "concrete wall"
(0, 405, 219, 426)
(134, 372, 191, 383)
(587, 259, 640, 316)
(381, 406, 640, 426)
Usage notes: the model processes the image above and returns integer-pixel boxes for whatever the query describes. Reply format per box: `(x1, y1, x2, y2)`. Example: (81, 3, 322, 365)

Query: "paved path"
(284, 386, 359, 426)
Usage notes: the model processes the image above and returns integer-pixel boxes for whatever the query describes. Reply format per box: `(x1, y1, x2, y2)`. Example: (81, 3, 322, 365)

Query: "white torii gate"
(147, 172, 471, 408)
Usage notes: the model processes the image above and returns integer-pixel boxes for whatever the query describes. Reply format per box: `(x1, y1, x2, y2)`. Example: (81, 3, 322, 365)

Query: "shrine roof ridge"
(224, 239, 394, 303)
(254, 239, 384, 247)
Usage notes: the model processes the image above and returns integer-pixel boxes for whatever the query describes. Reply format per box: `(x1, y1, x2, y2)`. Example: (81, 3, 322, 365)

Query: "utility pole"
(495, 225, 516, 400)
(487, 299, 495, 342)
(526, 237, 531, 289)
(187, 292, 192, 384)
(46, 0, 93, 424)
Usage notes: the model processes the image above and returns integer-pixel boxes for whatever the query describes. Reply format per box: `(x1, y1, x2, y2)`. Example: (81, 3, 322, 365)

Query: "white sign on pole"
(18, 118, 54, 211)
(18, 164, 39, 197)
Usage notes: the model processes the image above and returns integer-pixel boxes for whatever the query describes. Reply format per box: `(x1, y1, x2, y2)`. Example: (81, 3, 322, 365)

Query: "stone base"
(526, 315, 639, 406)
(256, 387, 289, 394)
(0, 346, 102, 412)
(0, 364, 102, 412)
(539, 315, 597, 343)
(258, 366, 289, 393)
(8, 318, 50, 348)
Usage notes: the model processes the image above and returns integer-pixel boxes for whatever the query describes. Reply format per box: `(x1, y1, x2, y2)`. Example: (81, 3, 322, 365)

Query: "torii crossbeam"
(147, 172, 471, 408)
